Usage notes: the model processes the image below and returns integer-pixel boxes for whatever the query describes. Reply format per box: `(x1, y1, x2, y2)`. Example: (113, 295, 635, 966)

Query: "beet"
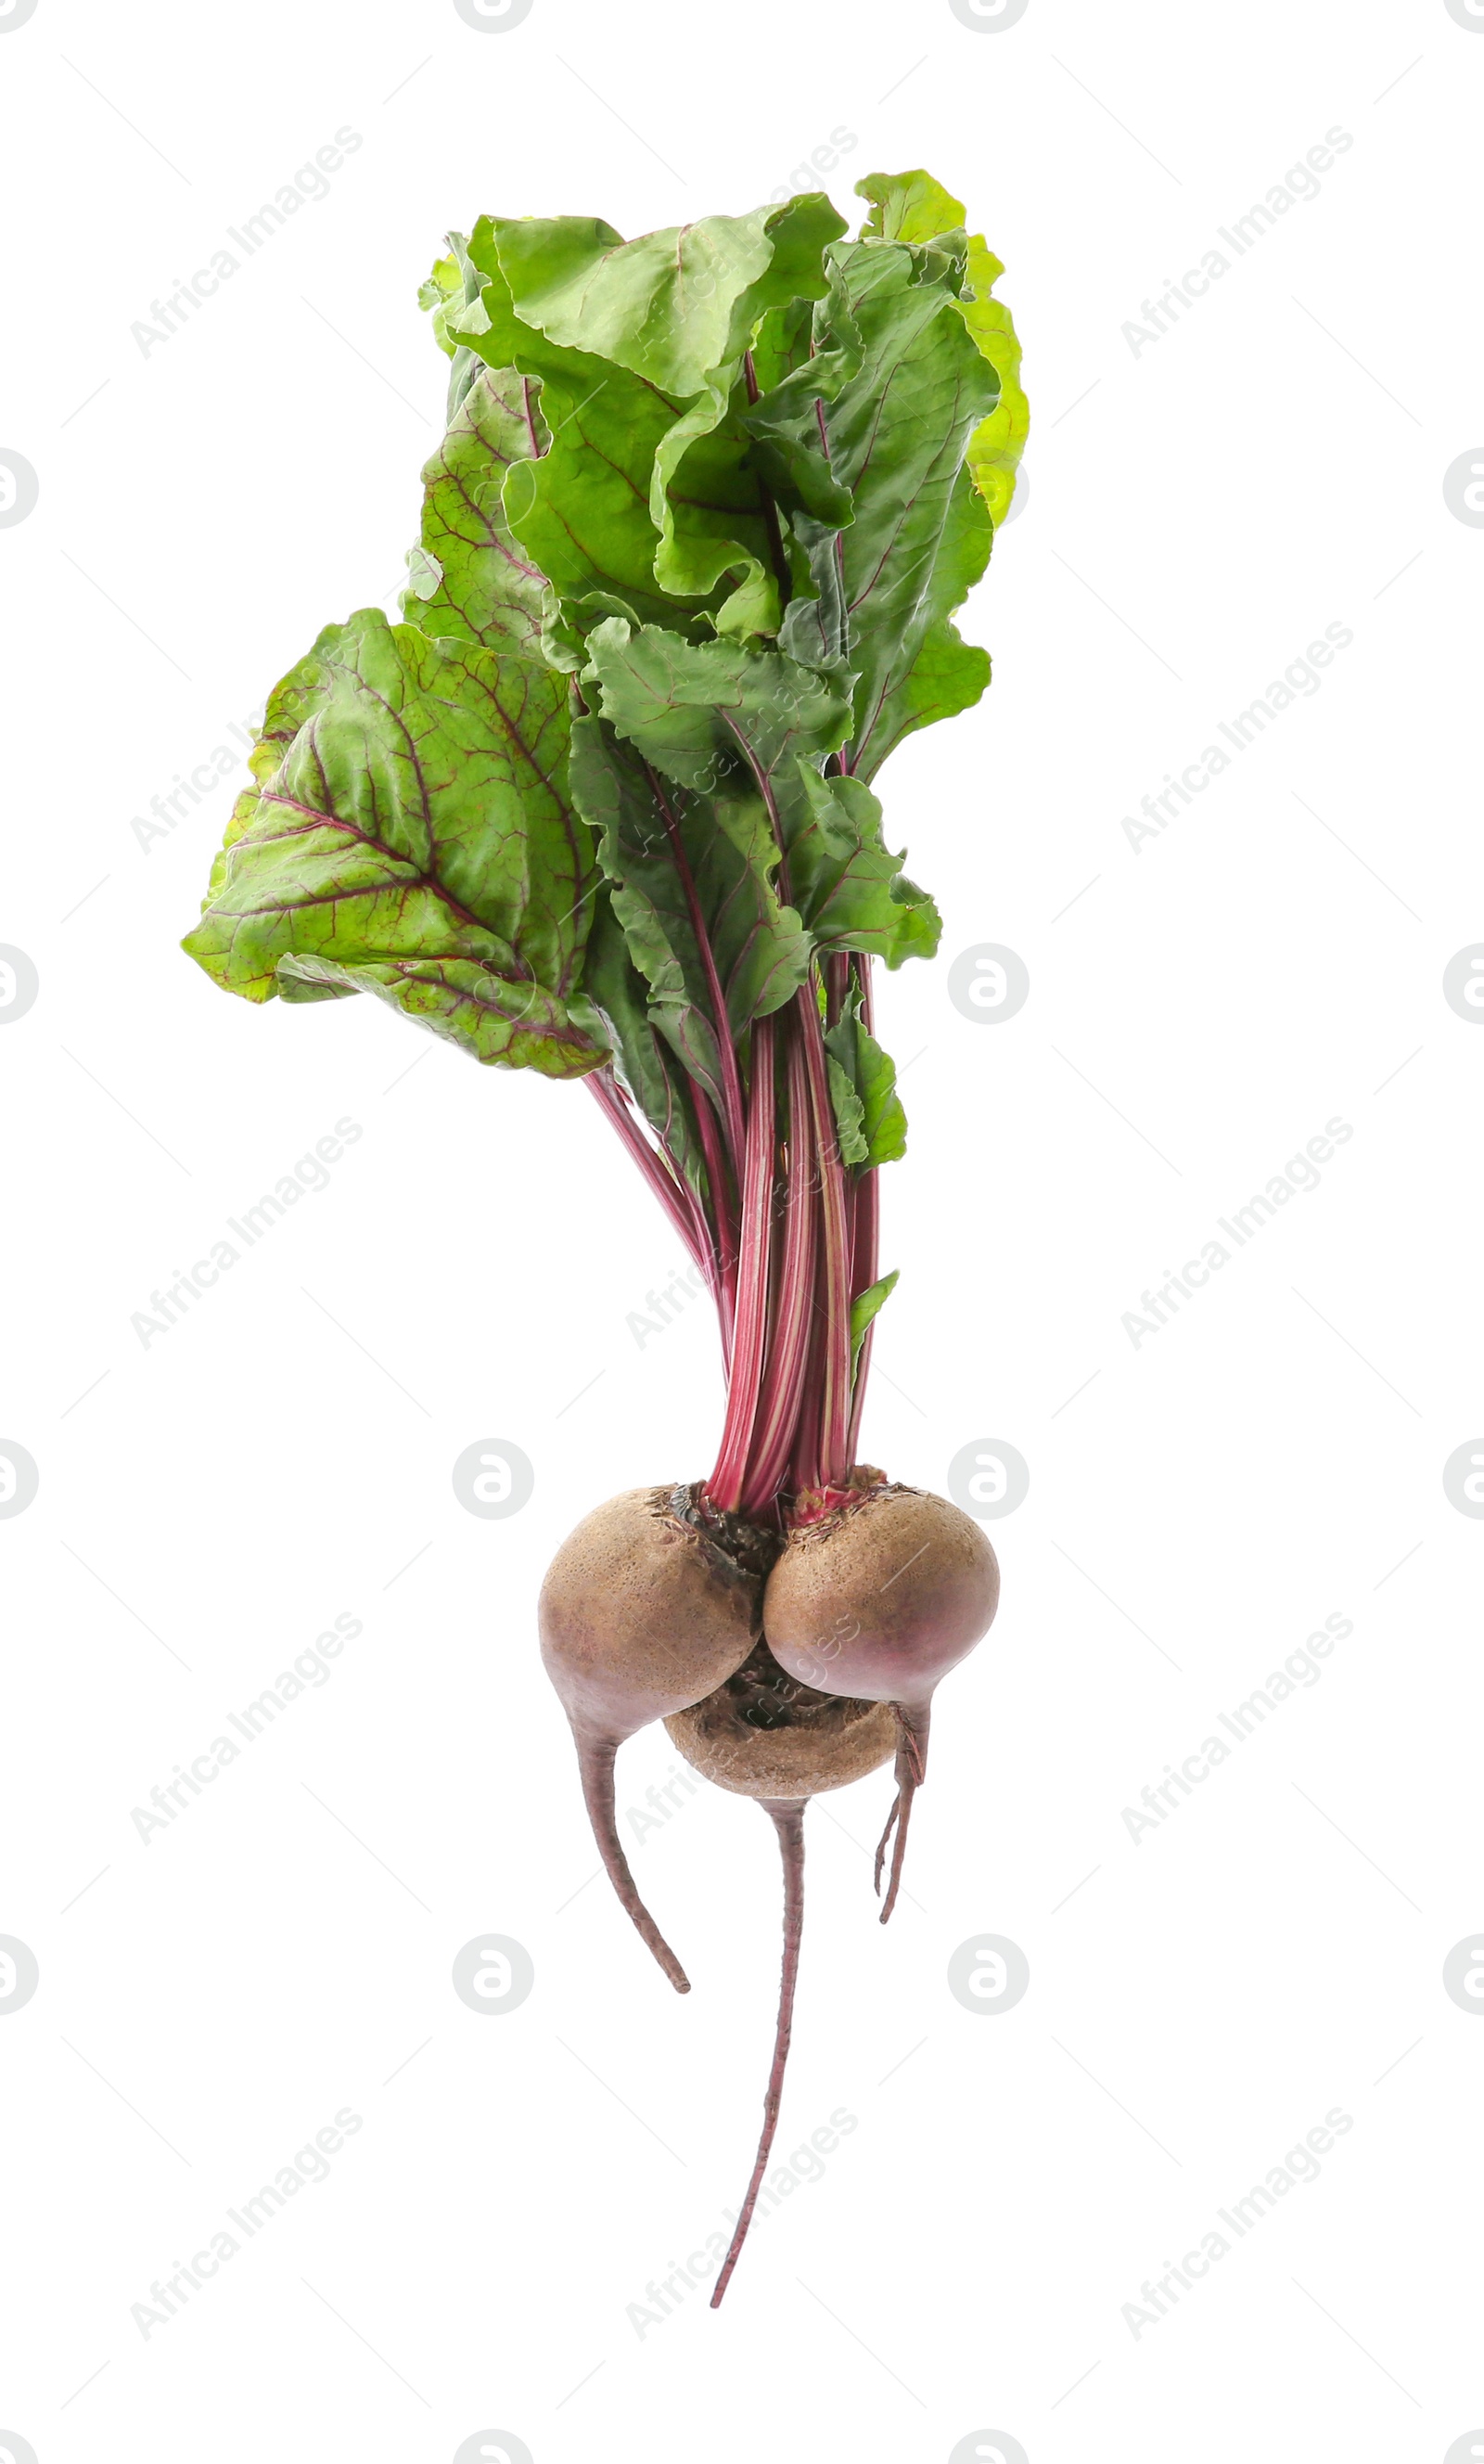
(540, 1484, 774, 1991)
(664, 1641, 897, 1799)
(182, 161, 1030, 2310)
(762, 1478, 999, 1919)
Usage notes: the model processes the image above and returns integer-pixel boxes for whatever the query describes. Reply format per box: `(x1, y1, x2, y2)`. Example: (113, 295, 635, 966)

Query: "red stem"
(798, 983, 853, 1491)
(710, 1797, 806, 2306)
(586, 1070, 709, 1277)
(708, 1018, 776, 1510)
(708, 712, 851, 1495)
(846, 955, 880, 1465)
(691, 1075, 738, 1359)
(789, 1278, 827, 1495)
(739, 1019, 819, 1515)
(846, 1160, 879, 1465)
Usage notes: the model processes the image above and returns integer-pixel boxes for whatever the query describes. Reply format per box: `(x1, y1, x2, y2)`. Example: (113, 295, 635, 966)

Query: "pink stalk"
(713, 707, 852, 1488)
(845, 1159, 879, 1465)
(846, 955, 880, 1465)
(691, 1076, 739, 1356)
(586, 1069, 710, 1277)
(739, 1021, 819, 1515)
(797, 984, 853, 1492)
(708, 1018, 777, 1511)
(789, 1286, 827, 1495)
(710, 1797, 806, 2306)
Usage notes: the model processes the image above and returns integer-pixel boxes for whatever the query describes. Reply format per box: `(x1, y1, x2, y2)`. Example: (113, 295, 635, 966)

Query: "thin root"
(575, 1730, 690, 1994)
(710, 1797, 806, 2306)
(873, 1791, 900, 1893)
(875, 1703, 928, 1925)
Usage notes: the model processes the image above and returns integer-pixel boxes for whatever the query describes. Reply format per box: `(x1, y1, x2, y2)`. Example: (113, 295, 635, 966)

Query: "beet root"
(663, 1642, 897, 1800)
(709, 1797, 804, 2309)
(540, 1484, 774, 1990)
(761, 1478, 999, 1920)
(662, 1644, 895, 2304)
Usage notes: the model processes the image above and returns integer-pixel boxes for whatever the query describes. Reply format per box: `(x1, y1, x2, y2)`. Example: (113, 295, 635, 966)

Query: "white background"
(2, 1, 1481, 2458)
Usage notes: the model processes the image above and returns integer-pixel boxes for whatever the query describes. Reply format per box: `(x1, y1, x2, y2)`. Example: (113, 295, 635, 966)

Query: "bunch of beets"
(186, 165, 1027, 2302)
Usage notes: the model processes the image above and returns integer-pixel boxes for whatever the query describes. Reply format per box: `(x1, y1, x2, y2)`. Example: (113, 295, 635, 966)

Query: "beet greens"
(185, 166, 1025, 2304)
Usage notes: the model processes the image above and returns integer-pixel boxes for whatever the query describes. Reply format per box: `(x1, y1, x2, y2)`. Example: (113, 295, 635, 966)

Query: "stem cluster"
(591, 939, 878, 1524)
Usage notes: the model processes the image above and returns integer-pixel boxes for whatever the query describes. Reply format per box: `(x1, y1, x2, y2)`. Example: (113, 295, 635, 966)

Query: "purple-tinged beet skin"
(664, 1642, 896, 1800)
(761, 1481, 999, 1919)
(763, 1482, 999, 1706)
(539, 1483, 773, 1991)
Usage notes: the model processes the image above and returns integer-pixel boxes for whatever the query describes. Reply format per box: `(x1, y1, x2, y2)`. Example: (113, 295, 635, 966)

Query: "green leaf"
(452, 208, 849, 654)
(648, 374, 784, 641)
(739, 255, 862, 549)
(184, 610, 605, 1079)
(854, 463, 993, 776)
(419, 233, 499, 421)
(778, 228, 1000, 777)
(569, 713, 810, 1121)
(790, 769, 940, 966)
(850, 1269, 899, 1361)
(583, 617, 850, 841)
(853, 173, 1029, 525)
(400, 365, 550, 657)
(886, 870, 945, 967)
(855, 168, 966, 244)
(825, 1054, 867, 1164)
(961, 232, 1029, 527)
(582, 886, 708, 1199)
(454, 220, 688, 649)
(418, 250, 464, 340)
(496, 196, 844, 396)
(583, 621, 940, 969)
(644, 201, 851, 631)
(825, 990, 908, 1166)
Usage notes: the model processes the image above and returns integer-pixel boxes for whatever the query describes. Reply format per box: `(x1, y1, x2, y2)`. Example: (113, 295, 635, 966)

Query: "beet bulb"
(761, 1475, 999, 1919)
(539, 1483, 774, 1991)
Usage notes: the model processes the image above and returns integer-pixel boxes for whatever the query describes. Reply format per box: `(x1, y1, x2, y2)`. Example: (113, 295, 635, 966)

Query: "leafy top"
(186, 167, 1026, 1100)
